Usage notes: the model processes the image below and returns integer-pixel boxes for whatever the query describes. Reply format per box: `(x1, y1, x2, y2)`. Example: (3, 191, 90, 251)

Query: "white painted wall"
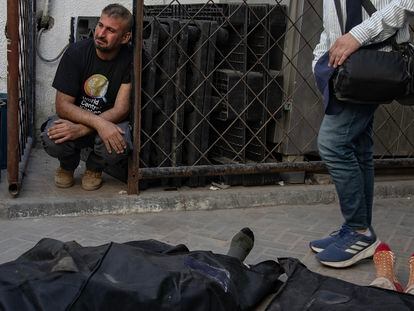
(0, 0, 290, 136)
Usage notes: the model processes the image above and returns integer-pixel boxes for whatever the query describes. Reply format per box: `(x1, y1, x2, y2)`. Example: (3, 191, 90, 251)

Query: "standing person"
(41, 4, 133, 191)
(310, 0, 414, 267)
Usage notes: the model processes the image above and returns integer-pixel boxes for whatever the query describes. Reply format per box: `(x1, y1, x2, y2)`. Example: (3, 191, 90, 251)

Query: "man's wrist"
(78, 124, 93, 136)
(93, 116, 112, 133)
(349, 26, 371, 46)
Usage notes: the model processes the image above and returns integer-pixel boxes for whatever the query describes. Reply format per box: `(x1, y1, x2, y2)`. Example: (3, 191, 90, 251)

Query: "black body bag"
(332, 0, 414, 105)
(266, 258, 414, 310)
(0, 238, 282, 311)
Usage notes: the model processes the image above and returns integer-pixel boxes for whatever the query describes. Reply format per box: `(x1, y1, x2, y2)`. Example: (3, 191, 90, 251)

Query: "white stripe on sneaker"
(345, 249, 358, 254)
(345, 243, 367, 253)
(356, 241, 369, 247)
(350, 245, 364, 251)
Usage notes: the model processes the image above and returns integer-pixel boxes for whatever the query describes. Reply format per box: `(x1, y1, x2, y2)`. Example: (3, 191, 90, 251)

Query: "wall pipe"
(8, 137, 33, 197)
(6, 0, 20, 193)
(40, 0, 50, 29)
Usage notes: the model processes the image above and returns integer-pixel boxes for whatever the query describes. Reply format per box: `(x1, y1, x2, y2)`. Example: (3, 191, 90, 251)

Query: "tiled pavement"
(1, 148, 414, 291)
(1, 196, 413, 288)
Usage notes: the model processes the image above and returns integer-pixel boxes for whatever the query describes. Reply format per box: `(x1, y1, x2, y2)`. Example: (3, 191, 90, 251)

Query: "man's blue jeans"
(318, 104, 378, 230)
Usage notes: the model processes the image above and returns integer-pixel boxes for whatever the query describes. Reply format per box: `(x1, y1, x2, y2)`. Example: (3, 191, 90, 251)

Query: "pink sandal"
(370, 242, 403, 292)
(406, 253, 414, 294)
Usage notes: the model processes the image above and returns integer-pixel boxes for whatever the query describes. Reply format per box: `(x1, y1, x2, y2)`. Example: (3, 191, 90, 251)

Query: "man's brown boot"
(55, 167, 74, 188)
(81, 169, 103, 191)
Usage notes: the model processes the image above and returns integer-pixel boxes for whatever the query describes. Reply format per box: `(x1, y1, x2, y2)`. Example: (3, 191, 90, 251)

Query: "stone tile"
(275, 232, 302, 245)
(0, 238, 29, 251)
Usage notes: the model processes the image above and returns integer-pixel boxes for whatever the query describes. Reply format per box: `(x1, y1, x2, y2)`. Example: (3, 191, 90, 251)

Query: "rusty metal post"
(9, 138, 33, 196)
(137, 158, 414, 179)
(6, 0, 20, 194)
(128, 0, 144, 194)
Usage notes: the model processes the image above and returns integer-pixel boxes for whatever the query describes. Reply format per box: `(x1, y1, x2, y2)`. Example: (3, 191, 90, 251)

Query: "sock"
(356, 229, 372, 237)
(226, 227, 254, 262)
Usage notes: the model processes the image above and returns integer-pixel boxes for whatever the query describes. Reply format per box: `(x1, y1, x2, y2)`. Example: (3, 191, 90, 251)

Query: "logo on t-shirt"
(80, 74, 109, 114)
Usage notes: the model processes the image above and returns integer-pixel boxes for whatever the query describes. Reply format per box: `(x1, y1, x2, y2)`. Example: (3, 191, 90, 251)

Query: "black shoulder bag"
(332, 0, 414, 105)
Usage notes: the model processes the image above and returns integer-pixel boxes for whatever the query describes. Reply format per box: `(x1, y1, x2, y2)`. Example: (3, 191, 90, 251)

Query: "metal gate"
(127, 0, 414, 193)
(5, 0, 414, 196)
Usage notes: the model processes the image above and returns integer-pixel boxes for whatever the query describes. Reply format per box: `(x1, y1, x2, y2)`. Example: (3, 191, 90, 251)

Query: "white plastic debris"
(211, 182, 230, 190)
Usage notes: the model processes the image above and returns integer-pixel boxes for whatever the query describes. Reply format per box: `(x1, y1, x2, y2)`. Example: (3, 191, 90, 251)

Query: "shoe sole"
(55, 181, 74, 188)
(310, 245, 324, 253)
(81, 183, 103, 191)
(319, 239, 381, 268)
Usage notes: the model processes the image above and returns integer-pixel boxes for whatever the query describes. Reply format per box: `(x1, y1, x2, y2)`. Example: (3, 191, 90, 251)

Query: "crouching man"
(41, 4, 133, 190)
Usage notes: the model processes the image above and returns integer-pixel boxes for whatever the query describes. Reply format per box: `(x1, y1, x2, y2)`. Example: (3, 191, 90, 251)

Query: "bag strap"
(334, 0, 345, 35)
(360, 0, 399, 48)
(334, 0, 377, 35)
(334, 0, 398, 48)
(361, 0, 377, 16)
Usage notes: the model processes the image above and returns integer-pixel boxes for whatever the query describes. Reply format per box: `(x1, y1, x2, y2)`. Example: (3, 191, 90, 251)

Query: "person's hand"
(95, 119, 126, 154)
(329, 33, 361, 68)
(47, 119, 88, 143)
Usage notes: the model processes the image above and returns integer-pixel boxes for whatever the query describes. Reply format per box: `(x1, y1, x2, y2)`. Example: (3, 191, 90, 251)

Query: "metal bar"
(6, 0, 20, 189)
(22, 0, 30, 141)
(281, 0, 304, 99)
(8, 137, 33, 197)
(128, 0, 144, 194)
(138, 158, 414, 179)
(30, 0, 36, 140)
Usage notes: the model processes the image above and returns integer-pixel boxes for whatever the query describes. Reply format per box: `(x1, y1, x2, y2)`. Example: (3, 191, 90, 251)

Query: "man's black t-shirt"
(52, 38, 132, 115)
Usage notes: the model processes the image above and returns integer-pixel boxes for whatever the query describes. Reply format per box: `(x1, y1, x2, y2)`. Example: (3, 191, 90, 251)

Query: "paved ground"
(1, 197, 414, 288)
(0, 148, 414, 290)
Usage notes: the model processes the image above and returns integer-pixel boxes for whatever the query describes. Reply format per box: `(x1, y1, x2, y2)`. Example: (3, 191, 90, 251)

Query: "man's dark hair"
(102, 3, 133, 32)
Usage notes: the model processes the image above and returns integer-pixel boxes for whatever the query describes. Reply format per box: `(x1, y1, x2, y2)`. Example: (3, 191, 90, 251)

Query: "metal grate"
(69, 0, 414, 193)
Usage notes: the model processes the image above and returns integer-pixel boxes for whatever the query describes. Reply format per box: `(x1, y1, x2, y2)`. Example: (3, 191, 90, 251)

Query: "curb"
(1, 179, 413, 219)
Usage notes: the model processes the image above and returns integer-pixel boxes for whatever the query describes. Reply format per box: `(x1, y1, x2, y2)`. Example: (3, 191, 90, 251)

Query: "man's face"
(94, 13, 131, 52)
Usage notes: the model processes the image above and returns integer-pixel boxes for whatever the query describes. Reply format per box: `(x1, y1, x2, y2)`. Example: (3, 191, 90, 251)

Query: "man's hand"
(95, 119, 127, 154)
(329, 33, 361, 68)
(47, 119, 90, 144)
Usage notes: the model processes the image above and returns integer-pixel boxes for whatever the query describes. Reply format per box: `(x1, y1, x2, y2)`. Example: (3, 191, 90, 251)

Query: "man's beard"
(94, 38, 111, 52)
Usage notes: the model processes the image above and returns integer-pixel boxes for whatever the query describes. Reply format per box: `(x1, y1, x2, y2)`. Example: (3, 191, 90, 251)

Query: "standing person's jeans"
(318, 104, 378, 230)
(40, 115, 132, 172)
